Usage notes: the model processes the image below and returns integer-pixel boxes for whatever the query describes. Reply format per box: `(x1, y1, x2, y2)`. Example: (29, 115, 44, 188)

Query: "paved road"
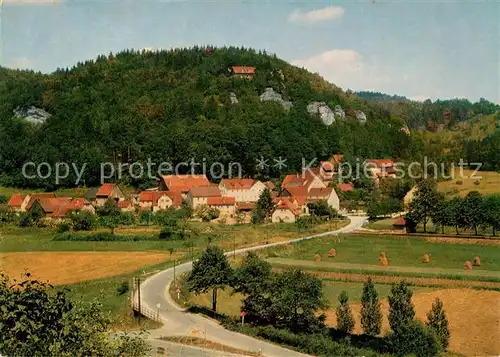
(140, 216, 367, 357)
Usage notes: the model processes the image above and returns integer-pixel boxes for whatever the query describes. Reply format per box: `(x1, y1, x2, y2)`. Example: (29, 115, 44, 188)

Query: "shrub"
(57, 222, 71, 233)
(0, 195, 8, 204)
(18, 214, 32, 227)
(295, 216, 313, 229)
(70, 211, 97, 231)
(388, 320, 442, 357)
(455, 180, 463, 185)
(116, 281, 130, 296)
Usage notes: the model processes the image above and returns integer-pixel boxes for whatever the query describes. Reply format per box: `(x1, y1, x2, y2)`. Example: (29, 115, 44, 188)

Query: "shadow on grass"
(328, 328, 391, 354)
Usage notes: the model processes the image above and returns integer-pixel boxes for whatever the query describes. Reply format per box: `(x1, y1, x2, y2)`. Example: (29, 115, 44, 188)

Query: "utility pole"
(233, 236, 236, 261)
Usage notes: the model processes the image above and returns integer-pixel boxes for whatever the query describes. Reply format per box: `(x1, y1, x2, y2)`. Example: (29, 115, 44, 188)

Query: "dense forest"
(0, 47, 498, 189)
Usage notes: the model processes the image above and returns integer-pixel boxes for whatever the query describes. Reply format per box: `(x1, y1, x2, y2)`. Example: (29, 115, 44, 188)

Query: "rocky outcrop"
(14, 107, 51, 124)
(229, 92, 239, 104)
(307, 102, 335, 125)
(260, 88, 293, 110)
(334, 105, 345, 120)
(355, 110, 367, 123)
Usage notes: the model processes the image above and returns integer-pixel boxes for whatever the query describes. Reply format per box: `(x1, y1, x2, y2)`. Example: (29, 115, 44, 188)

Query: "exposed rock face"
(14, 107, 51, 124)
(260, 88, 293, 110)
(229, 92, 239, 104)
(307, 102, 335, 125)
(355, 110, 367, 122)
(334, 105, 345, 120)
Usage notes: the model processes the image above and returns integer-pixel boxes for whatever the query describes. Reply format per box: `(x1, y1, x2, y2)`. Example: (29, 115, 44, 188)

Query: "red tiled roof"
(292, 196, 308, 206)
(117, 200, 132, 209)
(96, 183, 116, 197)
(308, 187, 333, 198)
(236, 202, 255, 210)
(139, 191, 182, 207)
(139, 191, 155, 202)
(366, 159, 395, 168)
(160, 175, 210, 193)
(189, 186, 221, 198)
(338, 183, 354, 192)
(232, 66, 256, 75)
(25, 193, 57, 211)
(282, 174, 306, 188)
(276, 198, 300, 217)
(49, 198, 85, 218)
(283, 186, 308, 197)
(330, 154, 344, 165)
(320, 161, 333, 171)
(7, 194, 26, 207)
(207, 197, 236, 206)
(221, 178, 255, 190)
(33, 197, 71, 216)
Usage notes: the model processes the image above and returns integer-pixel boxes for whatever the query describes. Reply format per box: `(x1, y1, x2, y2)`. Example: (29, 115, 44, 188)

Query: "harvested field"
(0, 251, 173, 285)
(424, 236, 500, 246)
(324, 288, 500, 356)
(294, 269, 500, 289)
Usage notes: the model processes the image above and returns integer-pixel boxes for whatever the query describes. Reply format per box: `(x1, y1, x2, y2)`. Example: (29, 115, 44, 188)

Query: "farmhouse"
(187, 186, 222, 209)
(219, 178, 266, 202)
(207, 196, 236, 217)
(271, 198, 300, 223)
(158, 174, 210, 197)
(230, 66, 256, 79)
(94, 183, 126, 207)
(365, 159, 397, 179)
(50, 198, 96, 218)
(7, 194, 28, 212)
(117, 200, 135, 213)
(138, 191, 182, 212)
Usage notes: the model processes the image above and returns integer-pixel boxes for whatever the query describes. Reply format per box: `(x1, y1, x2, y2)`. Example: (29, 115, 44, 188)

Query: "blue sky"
(1, 0, 498, 102)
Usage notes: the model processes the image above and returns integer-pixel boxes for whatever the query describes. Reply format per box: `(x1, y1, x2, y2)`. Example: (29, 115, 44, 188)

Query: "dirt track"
(324, 288, 500, 356)
(1, 251, 173, 285)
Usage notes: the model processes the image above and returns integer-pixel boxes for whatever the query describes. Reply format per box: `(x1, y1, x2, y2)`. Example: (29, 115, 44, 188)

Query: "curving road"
(140, 216, 367, 357)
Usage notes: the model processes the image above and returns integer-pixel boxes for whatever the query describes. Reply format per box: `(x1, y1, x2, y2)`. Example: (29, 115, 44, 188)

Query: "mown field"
(0, 219, 348, 330)
(177, 233, 500, 356)
(437, 168, 500, 198)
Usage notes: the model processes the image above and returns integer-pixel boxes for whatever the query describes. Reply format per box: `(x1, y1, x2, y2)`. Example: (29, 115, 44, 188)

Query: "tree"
(336, 291, 355, 333)
(254, 188, 275, 222)
(460, 191, 485, 235)
(0, 273, 149, 357)
(426, 298, 450, 351)
(360, 278, 382, 336)
(388, 281, 415, 332)
(388, 320, 441, 357)
(483, 194, 500, 236)
(69, 211, 97, 231)
(195, 204, 220, 222)
(187, 246, 232, 312)
(231, 251, 272, 295)
(407, 179, 441, 233)
(97, 198, 120, 217)
(307, 199, 335, 219)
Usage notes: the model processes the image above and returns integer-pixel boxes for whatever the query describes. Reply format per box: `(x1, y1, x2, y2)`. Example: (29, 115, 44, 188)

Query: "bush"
(70, 211, 97, 231)
(0, 195, 8, 204)
(57, 222, 71, 233)
(388, 320, 441, 357)
(295, 216, 313, 229)
(456, 180, 463, 185)
(18, 214, 32, 227)
(116, 281, 130, 296)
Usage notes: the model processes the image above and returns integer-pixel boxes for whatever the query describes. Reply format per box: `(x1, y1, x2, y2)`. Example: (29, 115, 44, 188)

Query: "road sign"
(241, 311, 246, 317)
(241, 311, 246, 326)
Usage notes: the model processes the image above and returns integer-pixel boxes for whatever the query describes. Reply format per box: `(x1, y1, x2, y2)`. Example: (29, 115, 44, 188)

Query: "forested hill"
(0, 46, 415, 188)
(0, 46, 497, 189)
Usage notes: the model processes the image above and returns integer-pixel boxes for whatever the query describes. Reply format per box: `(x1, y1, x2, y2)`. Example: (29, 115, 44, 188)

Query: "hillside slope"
(0, 47, 412, 188)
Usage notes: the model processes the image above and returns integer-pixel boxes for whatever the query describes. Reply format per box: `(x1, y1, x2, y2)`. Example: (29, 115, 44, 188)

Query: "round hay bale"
(314, 254, 322, 263)
(379, 256, 388, 266)
(422, 254, 430, 263)
(473, 256, 481, 266)
(464, 261, 472, 270)
(328, 248, 336, 258)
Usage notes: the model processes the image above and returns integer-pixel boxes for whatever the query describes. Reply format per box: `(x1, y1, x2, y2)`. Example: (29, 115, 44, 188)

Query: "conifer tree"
(336, 291, 355, 333)
(388, 280, 415, 332)
(360, 278, 382, 336)
(426, 298, 450, 350)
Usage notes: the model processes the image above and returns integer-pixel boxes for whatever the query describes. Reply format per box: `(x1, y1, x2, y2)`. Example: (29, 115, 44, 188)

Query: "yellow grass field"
(0, 251, 173, 285)
(438, 169, 500, 197)
(325, 288, 500, 357)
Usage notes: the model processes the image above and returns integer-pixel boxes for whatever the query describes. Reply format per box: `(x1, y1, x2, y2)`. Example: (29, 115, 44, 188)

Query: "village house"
(187, 186, 222, 209)
(7, 194, 30, 212)
(207, 196, 236, 218)
(319, 161, 334, 182)
(280, 169, 340, 211)
(271, 197, 300, 223)
(50, 198, 96, 218)
(157, 174, 211, 198)
(338, 183, 354, 193)
(93, 183, 126, 207)
(365, 159, 397, 180)
(138, 191, 182, 212)
(230, 66, 256, 79)
(329, 154, 344, 174)
(23, 193, 57, 212)
(219, 178, 266, 202)
(117, 200, 135, 213)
